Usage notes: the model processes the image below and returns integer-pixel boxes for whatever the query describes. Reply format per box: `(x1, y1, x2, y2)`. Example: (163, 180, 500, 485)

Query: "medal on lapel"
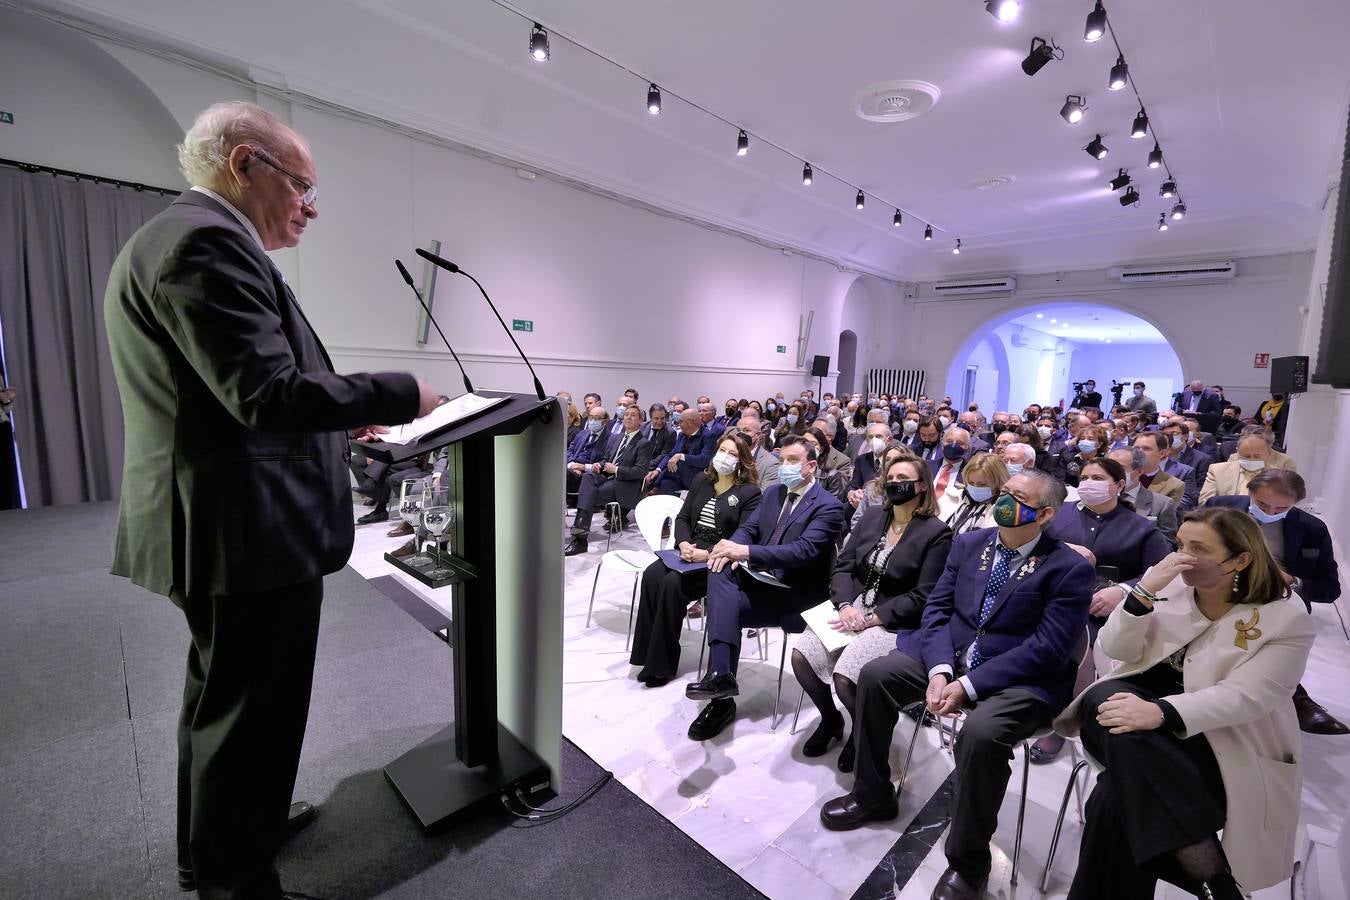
(1234, 609, 1262, 650)
(728, 495, 738, 507)
(978, 542, 992, 572)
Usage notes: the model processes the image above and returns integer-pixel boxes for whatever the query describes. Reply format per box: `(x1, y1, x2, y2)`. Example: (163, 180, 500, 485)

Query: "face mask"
(1037, 425, 1053, 440)
(779, 462, 804, 489)
(1181, 555, 1237, 589)
(938, 416, 952, 429)
(885, 480, 919, 505)
(991, 423, 1007, 434)
(966, 484, 994, 503)
(1170, 435, 1184, 449)
(1133, 388, 1144, 396)
(869, 437, 887, 455)
(942, 443, 967, 462)
(1005, 463, 1024, 476)
(1237, 458, 1266, 472)
(587, 419, 606, 434)
(767, 402, 777, 412)
(1077, 439, 1098, 454)
(785, 414, 799, 426)
(992, 492, 1039, 527)
(902, 419, 918, 434)
(614, 406, 627, 418)
(1247, 502, 1287, 525)
(725, 407, 737, 417)
(712, 452, 738, 476)
(1077, 479, 1114, 506)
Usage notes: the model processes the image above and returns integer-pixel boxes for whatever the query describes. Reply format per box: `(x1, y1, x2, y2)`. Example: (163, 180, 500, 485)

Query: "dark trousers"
(654, 460, 697, 495)
(0, 419, 19, 509)
(172, 579, 324, 900)
(852, 651, 1051, 882)
(631, 561, 708, 680)
(705, 567, 806, 675)
(572, 471, 621, 533)
(1068, 680, 1227, 900)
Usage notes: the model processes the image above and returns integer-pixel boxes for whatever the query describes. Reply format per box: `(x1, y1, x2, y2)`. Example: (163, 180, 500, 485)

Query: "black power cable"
(500, 772, 614, 827)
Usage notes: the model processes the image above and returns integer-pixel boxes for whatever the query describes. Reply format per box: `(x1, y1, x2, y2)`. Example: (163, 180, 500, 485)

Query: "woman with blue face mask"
(773, 402, 808, 444)
(1053, 423, 1108, 487)
(937, 452, 1009, 536)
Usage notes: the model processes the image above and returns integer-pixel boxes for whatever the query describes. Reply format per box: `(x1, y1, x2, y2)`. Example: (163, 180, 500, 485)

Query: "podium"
(355, 391, 563, 828)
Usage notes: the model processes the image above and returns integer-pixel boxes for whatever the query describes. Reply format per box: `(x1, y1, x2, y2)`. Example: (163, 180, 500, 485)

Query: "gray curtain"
(0, 168, 173, 506)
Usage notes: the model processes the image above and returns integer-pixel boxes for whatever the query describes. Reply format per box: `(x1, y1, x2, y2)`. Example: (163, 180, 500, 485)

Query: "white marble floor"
(346, 504, 1350, 899)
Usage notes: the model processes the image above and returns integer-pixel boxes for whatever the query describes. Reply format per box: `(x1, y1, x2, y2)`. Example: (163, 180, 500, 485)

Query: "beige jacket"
(1146, 468, 1185, 505)
(1056, 577, 1314, 890)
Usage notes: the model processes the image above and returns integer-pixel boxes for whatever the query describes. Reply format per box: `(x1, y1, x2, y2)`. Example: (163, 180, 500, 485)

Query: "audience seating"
(585, 494, 682, 648)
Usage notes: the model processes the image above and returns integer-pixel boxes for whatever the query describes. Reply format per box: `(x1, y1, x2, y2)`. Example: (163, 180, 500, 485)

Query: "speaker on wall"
(1270, 356, 1309, 395)
(811, 355, 830, 377)
(1313, 100, 1350, 388)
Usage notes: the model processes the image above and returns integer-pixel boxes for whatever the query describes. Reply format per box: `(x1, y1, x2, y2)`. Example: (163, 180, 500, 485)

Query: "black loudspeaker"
(811, 355, 830, 377)
(1313, 100, 1350, 387)
(1271, 356, 1309, 395)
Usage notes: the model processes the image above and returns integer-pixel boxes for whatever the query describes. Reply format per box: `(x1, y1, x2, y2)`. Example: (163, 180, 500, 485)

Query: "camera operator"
(1072, 379, 1103, 414)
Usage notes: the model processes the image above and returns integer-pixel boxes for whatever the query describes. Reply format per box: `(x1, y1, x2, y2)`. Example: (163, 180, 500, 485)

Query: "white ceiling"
(1007, 302, 1167, 343)
(28, 0, 1350, 280)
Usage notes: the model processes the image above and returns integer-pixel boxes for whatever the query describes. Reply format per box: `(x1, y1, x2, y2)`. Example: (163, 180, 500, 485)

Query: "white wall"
(991, 323, 1071, 412)
(964, 337, 1001, 415)
(1064, 343, 1182, 413)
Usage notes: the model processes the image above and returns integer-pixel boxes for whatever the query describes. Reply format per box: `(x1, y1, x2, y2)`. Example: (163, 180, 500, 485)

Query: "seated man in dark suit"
(640, 403, 676, 477)
(566, 406, 610, 496)
(819, 470, 1092, 900)
(565, 406, 654, 556)
(1163, 417, 1211, 488)
(652, 409, 715, 495)
(685, 435, 845, 739)
(848, 422, 893, 502)
(1205, 468, 1347, 735)
(697, 401, 727, 443)
(1214, 405, 1244, 443)
(1159, 438, 1199, 511)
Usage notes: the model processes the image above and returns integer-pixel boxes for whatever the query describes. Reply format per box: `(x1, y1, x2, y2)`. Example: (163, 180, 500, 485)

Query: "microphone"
(415, 247, 546, 402)
(394, 258, 474, 396)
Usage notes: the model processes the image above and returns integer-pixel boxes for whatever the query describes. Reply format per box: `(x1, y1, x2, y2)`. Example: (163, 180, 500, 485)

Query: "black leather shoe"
(356, 507, 389, 525)
(802, 715, 843, 757)
(819, 793, 899, 831)
(685, 672, 739, 701)
(931, 866, 988, 900)
(177, 865, 194, 892)
(179, 802, 317, 891)
(688, 698, 736, 740)
(643, 675, 670, 688)
(1294, 684, 1350, 734)
(563, 536, 589, 556)
(837, 734, 856, 773)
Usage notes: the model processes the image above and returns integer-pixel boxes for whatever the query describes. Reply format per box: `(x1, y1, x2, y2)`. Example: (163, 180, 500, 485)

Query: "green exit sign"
(0, 112, 13, 125)
(512, 318, 533, 333)
(775, 345, 787, 354)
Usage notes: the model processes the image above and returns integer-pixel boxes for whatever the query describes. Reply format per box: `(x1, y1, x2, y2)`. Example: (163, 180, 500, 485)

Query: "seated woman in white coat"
(1056, 506, 1314, 900)
(935, 451, 1007, 536)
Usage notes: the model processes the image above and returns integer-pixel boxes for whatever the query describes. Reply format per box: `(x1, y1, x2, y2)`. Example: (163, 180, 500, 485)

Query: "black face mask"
(885, 480, 920, 505)
(991, 423, 1007, 434)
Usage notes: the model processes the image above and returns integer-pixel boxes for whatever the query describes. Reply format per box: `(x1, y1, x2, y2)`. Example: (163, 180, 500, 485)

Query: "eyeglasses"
(249, 149, 317, 206)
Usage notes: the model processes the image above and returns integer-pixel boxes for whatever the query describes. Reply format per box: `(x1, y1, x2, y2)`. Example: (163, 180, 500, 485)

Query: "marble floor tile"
(740, 845, 842, 900)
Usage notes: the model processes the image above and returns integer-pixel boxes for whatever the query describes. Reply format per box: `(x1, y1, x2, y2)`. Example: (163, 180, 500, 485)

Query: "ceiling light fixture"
(856, 190, 865, 210)
(647, 83, 661, 115)
(893, 209, 903, 227)
(1035, 313, 1044, 318)
(924, 224, 933, 240)
(736, 129, 749, 156)
(1157, 213, 1169, 231)
(1171, 201, 1187, 220)
(1131, 107, 1149, 139)
(529, 22, 550, 62)
(1084, 1, 1107, 42)
(1159, 179, 1177, 198)
(1084, 134, 1109, 159)
(1110, 168, 1131, 191)
(1119, 186, 1140, 206)
(986, 0, 1021, 23)
(953, 239, 962, 255)
(1109, 55, 1129, 90)
(1060, 94, 1087, 124)
(1021, 37, 1058, 77)
(1050, 317, 1057, 323)
(802, 162, 813, 185)
(1147, 143, 1163, 168)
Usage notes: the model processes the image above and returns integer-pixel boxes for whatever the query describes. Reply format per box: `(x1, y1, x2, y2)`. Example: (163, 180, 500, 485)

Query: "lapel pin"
(1234, 609, 1262, 650)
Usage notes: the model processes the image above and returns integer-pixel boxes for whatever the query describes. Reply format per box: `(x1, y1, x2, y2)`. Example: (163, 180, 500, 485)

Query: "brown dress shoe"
(390, 539, 417, 558)
(1294, 684, 1350, 734)
(931, 866, 987, 900)
(386, 521, 414, 538)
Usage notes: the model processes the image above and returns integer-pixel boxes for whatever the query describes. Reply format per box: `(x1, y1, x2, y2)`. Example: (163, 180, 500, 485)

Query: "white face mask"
(902, 419, 918, 434)
(1037, 425, 1053, 440)
(869, 436, 887, 455)
(938, 416, 951, 429)
(1237, 458, 1266, 472)
(712, 452, 738, 476)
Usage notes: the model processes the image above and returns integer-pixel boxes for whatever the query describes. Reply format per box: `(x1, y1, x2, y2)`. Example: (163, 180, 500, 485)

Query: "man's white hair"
(177, 100, 298, 187)
(1004, 443, 1036, 466)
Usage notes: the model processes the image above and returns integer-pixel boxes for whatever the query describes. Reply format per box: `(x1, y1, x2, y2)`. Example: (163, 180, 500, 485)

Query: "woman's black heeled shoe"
(802, 715, 844, 757)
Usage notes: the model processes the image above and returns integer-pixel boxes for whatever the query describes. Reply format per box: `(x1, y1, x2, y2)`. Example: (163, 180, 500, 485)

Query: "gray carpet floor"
(0, 501, 764, 899)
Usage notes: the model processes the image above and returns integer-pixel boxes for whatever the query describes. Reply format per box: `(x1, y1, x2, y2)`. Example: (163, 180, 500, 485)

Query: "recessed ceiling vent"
(852, 80, 941, 123)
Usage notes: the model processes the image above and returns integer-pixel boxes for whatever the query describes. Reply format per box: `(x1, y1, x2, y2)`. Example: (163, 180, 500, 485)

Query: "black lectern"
(355, 390, 563, 828)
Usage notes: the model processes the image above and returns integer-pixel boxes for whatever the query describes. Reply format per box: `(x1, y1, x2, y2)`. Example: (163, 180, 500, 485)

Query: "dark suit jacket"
(567, 428, 607, 466)
(674, 474, 761, 549)
(898, 528, 1093, 709)
(599, 429, 656, 508)
(914, 440, 943, 464)
(641, 423, 676, 471)
(849, 449, 887, 491)
(731, 480, 846, 607)
(1178, 445, 1212, 486)
(1163, 457, 1199, 509)
(1175, 390, 1222, 415)
(1204, 497, 1340, 605)
(104, 191, 419, 597)
(830, 508, 952, 629)
(656, 425, 715, 473)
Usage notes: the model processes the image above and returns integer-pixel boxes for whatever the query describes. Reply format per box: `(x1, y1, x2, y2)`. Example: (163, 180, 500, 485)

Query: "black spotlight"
(1160, 179, 1177, 198)
(1060, 94, 1087, 124)
(924, 224, 933, 240)
(1171, 201, 1187, 220)
(802, 162, 813, 185)
(1109, 55, 1128, 91)
(953, 238, 963, 255)
(1084, 134, 1109, 159)
(1131, 108, 1149, 139)
(1148, 143, 1163, 168)
(1119, 187, 1140, 206)
(1021, 37, 1056, 76)
(529, 22, 550, 62)
(856, 190, 865, 210)
(1110, 168, 1131, 191)
(647, 83, 661, 115)
(1157, 213, 1169, 231)
(736, 129, 749, 156)
(1084, 1, 1107, 42)
(893, 209, 903, 227)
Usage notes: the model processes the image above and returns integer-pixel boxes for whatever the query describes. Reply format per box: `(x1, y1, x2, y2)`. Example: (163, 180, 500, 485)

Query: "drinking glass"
(397, 479, 431, 569)
(421, 485, 454, 578)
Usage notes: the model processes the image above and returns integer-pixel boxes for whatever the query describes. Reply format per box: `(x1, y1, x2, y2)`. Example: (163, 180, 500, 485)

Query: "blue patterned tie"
(968, 545, 1019, 670)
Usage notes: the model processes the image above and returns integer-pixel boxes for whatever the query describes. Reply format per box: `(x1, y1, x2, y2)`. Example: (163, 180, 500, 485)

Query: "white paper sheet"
(801, 600, 853, 653)
(379, 393, 508, 445)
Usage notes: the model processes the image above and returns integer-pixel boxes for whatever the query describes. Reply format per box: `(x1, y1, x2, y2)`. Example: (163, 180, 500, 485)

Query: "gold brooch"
(1234, 609, 1262, 650)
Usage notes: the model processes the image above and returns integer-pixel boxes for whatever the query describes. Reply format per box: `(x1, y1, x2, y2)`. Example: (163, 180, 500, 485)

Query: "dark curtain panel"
(0, 168, 173, 506)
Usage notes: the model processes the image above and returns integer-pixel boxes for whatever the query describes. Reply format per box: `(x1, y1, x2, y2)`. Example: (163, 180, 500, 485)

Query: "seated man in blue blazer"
(685, 435, 846, 740)
(819, 469, 1092, 900)
(1205, 469, 1347, 735)
(565, 406, 655, 556)
(566, 406, 611, 495)
(652, 409, 716, 495)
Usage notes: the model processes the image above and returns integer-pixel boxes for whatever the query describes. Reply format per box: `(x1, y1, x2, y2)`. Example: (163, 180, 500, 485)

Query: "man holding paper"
(684, 435, 845, 741)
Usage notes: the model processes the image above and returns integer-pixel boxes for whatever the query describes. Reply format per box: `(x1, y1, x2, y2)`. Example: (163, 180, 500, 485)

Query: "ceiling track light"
(1022, 37, 1058, 77)
(1060, 94, 1087, 124)
(1084, 134, 1109, 159)
(1171, 201, 1187, 220)
(647, 83, 661, 115)
(1157, 213, 1169, 231)
(529, 22, 550, 62)
(1109, 55, 1129, 91)
(1147, 143, 1163, 168)
(1131, 107, 1149, 139)
(1119, 186, 1140, 206)
(1110, 168, 1131, 191)
(1159, 179, 1177, 198)
(893, 209, 903, 227)
(736, 129, 749, 156)
(802, 162, 813, 185)
(924, 224, 933, 240)
(1084, 1, 1107, 42)
(856, 190, 866, 210)
(953, 239, 963, 255)
(985, 0, 1020, 23)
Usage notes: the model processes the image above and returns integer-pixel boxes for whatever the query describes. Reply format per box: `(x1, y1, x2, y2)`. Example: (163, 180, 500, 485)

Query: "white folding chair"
(585, 494, 682, 649)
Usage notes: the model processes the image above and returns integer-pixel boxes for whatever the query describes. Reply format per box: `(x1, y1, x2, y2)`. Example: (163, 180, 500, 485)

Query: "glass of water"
(421, 485, 454, 577)
(397, 479, 431, 568)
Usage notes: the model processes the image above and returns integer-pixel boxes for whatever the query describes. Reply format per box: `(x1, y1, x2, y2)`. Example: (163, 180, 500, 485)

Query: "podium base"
(384, 722, 552, 829)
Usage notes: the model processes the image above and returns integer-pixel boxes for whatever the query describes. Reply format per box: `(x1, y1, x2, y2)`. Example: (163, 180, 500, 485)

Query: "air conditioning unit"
(1111, 260, 1236, 284)
(931, 275, 1017, 296)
